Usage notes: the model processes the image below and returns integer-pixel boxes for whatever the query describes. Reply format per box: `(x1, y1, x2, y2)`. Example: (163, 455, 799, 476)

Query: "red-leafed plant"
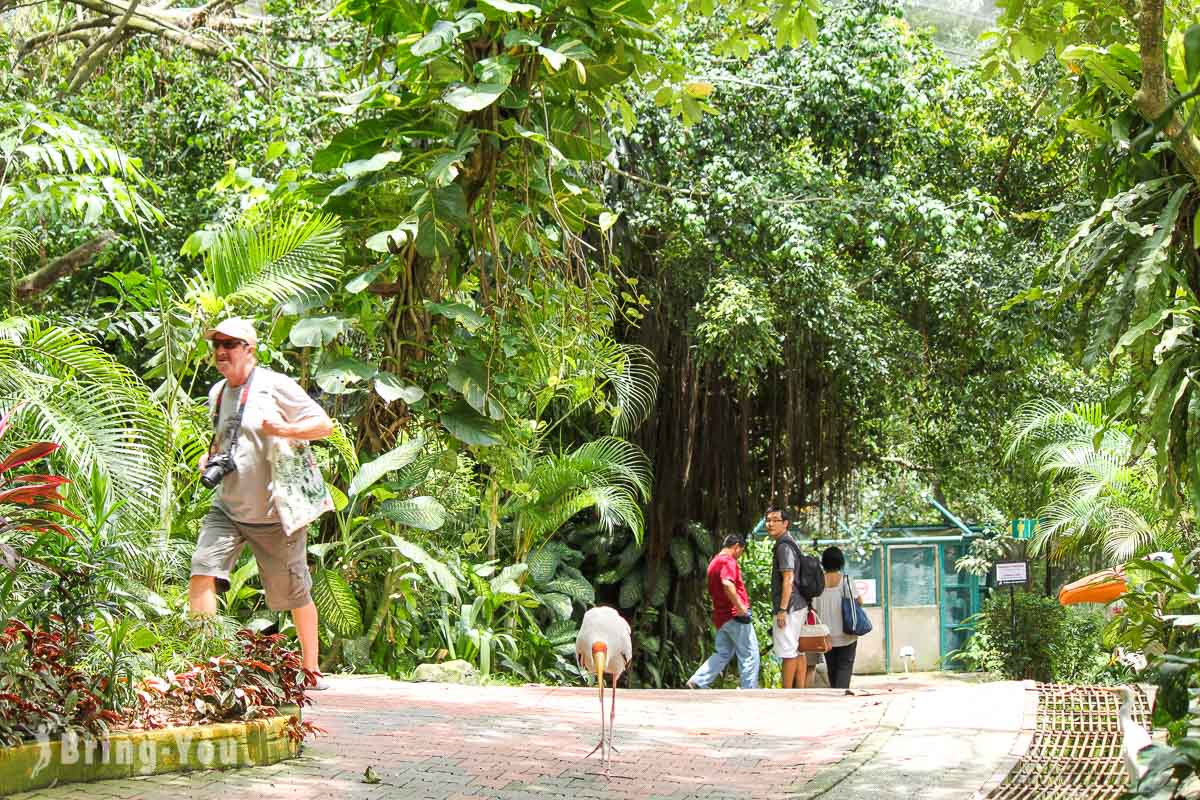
(0, 620, 123, 746)
(128, 630, 323, 742)
(0, 401, 77, 579)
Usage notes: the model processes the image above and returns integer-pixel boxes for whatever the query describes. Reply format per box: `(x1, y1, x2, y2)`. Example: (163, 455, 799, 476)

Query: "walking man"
(766, 507, 808, 688)
(189, 318, 333, 683)
(687, 534, 759, 689)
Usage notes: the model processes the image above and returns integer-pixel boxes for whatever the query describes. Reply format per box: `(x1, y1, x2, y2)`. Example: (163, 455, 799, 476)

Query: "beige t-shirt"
(208, 367, 329, 524)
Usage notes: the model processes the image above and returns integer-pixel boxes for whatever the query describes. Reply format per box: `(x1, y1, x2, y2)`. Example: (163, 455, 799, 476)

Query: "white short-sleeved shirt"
(207, 367, 329, 524)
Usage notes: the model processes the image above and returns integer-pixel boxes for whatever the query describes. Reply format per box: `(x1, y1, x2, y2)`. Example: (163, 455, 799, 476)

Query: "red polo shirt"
(707, 552, 749, 628)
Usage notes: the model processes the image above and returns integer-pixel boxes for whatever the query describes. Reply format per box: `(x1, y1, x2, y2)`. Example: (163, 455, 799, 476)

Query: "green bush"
(947, 590, 1110, 683)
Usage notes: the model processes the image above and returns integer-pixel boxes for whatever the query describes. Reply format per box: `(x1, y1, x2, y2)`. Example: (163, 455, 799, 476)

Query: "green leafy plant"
(943, 590, 1101, 682)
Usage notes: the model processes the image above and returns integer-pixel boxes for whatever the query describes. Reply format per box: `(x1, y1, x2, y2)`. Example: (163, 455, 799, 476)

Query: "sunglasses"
(211, 339, 247, 351)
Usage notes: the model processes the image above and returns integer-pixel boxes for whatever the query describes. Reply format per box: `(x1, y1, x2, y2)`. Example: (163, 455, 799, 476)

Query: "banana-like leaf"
(349, 436, 425, 497)
(376, 495, 447, 531)
(670, 537, 695, 577)
(390, 535, 460, 601)
(618, 569, 643, 608)
(540, 591, 573, 620)
(544, 575, 594, 606)
(311, 567, 363, 638)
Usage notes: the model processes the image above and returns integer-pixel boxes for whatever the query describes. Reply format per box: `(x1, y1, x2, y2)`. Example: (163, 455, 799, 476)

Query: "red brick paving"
(12, 678, 898, 800)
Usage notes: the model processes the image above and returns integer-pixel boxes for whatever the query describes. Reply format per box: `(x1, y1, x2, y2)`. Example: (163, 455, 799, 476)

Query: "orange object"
(1058, 567, 1127, 605)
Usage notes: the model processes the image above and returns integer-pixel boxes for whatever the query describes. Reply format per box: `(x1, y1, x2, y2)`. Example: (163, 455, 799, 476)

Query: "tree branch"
(27, 0, 268, 89)
(15, 232, 117, 302)
(1131, 0, 1200, 184)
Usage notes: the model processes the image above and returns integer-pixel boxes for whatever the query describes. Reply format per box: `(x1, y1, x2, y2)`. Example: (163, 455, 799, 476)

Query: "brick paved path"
(10, 675, 1020, 800)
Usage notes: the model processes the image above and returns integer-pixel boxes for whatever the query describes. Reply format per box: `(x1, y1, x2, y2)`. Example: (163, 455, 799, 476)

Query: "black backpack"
(777, 537, 825, 608)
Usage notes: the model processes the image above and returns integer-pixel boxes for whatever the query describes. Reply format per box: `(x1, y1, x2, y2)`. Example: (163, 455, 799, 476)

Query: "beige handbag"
(798, 607, 832, 653)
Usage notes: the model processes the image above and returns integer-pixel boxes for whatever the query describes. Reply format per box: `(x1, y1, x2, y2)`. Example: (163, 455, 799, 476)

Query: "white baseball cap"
(204, 317, 258, 346)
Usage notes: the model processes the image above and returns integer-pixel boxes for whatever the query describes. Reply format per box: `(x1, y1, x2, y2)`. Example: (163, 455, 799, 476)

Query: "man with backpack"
(765, 506, 824, 689)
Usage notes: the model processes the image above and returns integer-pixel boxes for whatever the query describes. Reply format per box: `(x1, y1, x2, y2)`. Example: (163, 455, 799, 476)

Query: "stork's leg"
(606, 680, 619, 762)
(585, 672, 606, 761)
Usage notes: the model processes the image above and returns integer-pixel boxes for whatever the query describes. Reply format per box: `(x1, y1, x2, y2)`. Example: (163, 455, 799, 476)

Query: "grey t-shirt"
(771, 533, 807, 613)
(208, 367, 329, 524)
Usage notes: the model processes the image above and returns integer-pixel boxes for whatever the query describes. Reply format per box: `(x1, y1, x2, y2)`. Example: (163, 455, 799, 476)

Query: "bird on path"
(575, 606, 632, 772)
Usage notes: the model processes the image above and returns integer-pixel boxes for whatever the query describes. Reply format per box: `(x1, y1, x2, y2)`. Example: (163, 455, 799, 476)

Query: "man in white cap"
(191, 317, 333, 685)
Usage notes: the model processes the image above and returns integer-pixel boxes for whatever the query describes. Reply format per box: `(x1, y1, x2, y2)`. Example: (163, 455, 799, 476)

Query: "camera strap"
(209, 367, 256, 459)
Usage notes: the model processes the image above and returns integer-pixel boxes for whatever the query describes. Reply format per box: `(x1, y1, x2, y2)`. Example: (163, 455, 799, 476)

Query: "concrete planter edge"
(0, 705, 301, 796)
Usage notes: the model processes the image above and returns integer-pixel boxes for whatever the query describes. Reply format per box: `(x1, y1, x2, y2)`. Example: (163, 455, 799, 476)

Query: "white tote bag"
(269, 438, 334, 535)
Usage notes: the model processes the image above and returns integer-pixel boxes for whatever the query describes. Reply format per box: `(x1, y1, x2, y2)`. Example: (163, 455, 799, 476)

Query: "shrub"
(129, 630, 320, 741)
(947, 590, 1110, 683)
(0, 620, 121, 746)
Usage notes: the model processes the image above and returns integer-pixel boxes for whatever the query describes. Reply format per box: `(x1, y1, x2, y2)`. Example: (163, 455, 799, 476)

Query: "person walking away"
(189, 318, 334, 685)
(687, 534, 759, 689)
(811, 546, 863, 689)
(766, 507, 809, 689)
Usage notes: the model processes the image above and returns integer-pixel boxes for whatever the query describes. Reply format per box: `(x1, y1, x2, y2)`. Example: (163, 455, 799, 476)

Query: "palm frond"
(599, 343, 659, 436)
(203, 212, 344, 308)
(0, 317, 170, 526)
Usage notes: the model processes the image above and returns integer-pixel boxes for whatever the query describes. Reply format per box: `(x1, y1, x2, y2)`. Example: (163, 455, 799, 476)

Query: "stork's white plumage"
(1116, 686, 1152, 786)
(576, 606, 632, 771)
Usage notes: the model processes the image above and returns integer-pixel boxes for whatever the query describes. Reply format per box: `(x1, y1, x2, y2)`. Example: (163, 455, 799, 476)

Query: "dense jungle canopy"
(2, 0, 1200, 686)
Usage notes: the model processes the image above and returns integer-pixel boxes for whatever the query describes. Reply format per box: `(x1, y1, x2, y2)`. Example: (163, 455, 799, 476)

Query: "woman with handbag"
(812, 547, 868, 689)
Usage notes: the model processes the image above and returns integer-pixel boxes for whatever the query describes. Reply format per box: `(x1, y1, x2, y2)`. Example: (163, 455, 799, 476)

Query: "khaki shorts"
(191, 507, 313, 611)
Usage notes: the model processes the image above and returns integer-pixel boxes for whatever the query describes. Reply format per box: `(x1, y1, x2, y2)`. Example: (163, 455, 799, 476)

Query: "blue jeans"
(688, 618, 760, 689)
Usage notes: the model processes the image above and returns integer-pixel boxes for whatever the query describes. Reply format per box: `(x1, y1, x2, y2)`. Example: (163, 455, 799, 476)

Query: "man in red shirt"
(686, 534, 760, 689)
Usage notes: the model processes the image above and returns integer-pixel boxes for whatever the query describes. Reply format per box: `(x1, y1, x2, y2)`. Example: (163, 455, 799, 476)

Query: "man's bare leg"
(189, 575, 218, 615)
(291, 601, 320, 672)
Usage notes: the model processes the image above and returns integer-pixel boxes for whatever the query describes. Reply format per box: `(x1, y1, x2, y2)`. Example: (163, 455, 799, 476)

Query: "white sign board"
(854, 579, 878, 605)
(995, 561, 1029, 586)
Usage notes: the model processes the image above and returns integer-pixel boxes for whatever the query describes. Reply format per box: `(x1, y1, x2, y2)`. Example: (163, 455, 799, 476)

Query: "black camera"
(200, 453, 237, 489)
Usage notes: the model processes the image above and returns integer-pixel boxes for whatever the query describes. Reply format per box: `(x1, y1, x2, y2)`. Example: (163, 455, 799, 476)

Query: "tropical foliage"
(2, 0, 1195, 706)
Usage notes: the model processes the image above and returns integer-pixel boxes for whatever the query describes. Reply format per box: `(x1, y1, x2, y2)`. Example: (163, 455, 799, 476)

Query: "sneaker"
(309, 676, 331, 691)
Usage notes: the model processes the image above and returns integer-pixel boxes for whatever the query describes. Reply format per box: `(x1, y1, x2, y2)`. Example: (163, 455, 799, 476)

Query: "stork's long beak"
(594, 649, 606, 692)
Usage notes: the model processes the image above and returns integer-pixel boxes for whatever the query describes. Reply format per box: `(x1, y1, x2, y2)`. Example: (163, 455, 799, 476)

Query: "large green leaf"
(390, 535, 460, 601)
(669, 537, 695, 577)
(540, 591, 573, 620)
(414, 185, 468, 261)
(478, 0, 541, 16)
(441, 399, 501, 446)
(411, 13, 484, 57)
(376, 496, 447, 531)
(289, 316, 349, 348)
(311, 567, 363, 638)
(374, 371, 424, 404)
(447, 356, 503, 419)
(426, 301, 486, 332)
(443, 83, 507, 112)
(544, 575, 594, 606)
(618, 569, 643, 608)
(526, 546, 561, 585)
(315, 354, 377, 394)
(349, 435, 425, 497)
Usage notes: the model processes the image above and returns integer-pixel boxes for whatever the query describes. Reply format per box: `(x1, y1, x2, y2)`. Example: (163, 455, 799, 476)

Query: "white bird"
(575, 606, 632, 771)
(1115, 686, 1152, 786)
